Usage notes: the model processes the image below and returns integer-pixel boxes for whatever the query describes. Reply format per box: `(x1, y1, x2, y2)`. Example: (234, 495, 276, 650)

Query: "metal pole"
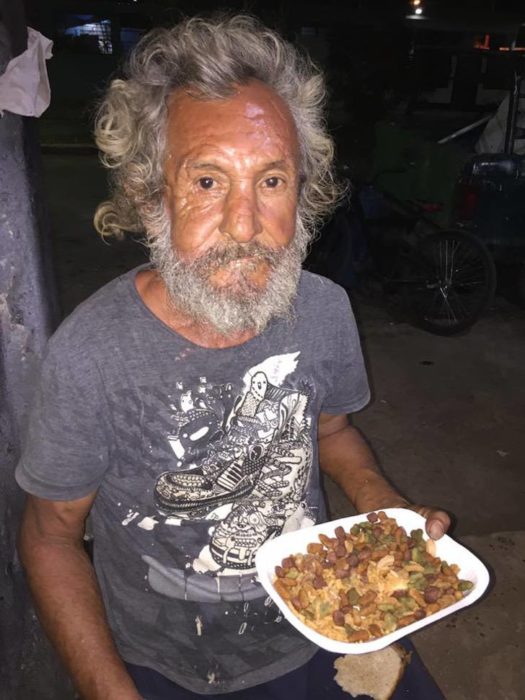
(0, 2, 71, 697)
(504, 58, 522, 154)
(437, 114, 493, 145)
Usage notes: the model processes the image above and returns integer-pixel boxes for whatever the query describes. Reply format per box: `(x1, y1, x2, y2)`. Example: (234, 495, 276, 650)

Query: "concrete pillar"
(0, 3, 72, 697)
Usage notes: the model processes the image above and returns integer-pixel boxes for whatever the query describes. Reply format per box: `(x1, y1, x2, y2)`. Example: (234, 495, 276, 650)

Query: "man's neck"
(135, 268, 258, 349)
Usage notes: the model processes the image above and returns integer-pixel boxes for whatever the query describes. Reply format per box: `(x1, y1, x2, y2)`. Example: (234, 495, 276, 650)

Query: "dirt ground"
(42, 153, 525, 699)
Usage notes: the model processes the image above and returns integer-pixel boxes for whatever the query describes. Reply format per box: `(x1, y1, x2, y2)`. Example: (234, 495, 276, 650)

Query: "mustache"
(188, 242, 281, 271)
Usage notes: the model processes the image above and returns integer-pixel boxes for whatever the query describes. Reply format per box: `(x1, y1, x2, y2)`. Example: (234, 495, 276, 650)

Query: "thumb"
(406, 505, 451, 540)
(427, 518, 446, 540)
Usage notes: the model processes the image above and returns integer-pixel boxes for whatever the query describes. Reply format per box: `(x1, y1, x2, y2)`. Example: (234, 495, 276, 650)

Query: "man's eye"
(263, 176, 282, 189)
(198, 177, 215, 190)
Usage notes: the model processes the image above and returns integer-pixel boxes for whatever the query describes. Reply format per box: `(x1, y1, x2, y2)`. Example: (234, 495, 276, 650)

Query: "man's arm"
(318, 413, 450, 539)
(18, 494, 142, 700)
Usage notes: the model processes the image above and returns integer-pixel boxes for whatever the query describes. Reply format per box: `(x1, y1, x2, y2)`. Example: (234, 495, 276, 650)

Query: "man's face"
(165, 81, 300, 291)
(151, 81, 306, 336)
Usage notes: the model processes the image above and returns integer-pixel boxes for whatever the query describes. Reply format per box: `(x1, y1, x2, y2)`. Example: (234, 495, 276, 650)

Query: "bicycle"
(304, 177, 496, 336)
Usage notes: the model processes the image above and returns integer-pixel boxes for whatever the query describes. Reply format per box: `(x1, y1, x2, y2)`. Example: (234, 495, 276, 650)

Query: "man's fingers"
(406, 505, 451, 540)
(427, 519, 445, 540)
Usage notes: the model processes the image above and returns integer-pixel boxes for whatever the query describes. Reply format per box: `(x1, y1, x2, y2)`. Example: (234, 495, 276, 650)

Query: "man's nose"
(219, 185, 263, 243)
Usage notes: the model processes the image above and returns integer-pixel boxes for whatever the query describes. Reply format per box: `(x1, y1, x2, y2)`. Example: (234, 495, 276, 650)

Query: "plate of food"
(255, 508, 490, 654)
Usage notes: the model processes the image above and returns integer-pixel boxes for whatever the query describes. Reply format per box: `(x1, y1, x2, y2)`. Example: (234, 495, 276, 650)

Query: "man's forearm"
(319, 423, 409, 513)
(18, 526, 141, 700)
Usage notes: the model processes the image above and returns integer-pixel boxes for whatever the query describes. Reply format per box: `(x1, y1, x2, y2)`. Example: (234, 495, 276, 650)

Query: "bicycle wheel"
(404, 230, 496, 336)
(516, 263, 525, 309)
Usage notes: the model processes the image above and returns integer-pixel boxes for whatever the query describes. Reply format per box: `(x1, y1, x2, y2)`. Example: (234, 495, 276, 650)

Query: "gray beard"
(149, 221, 309, 337)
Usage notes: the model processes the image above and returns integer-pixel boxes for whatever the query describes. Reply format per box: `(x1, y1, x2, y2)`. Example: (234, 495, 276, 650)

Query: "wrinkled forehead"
(165, 80, 300, 165)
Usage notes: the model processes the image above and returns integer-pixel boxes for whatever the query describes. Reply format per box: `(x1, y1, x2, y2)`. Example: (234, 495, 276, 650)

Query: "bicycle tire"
(404, 230, 497, 336)
(516, 264, 525, 309)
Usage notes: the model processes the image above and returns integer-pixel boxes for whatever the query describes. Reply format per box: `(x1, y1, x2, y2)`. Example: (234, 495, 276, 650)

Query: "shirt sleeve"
(15, 332, 110, 501)
(321, 287, 370, 415)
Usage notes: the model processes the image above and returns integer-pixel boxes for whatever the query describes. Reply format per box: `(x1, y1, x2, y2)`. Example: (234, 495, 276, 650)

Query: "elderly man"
(16, 15, 449, 700)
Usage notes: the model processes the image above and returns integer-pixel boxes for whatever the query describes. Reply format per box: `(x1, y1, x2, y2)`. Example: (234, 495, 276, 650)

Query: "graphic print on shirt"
(138, 352, 316, 600)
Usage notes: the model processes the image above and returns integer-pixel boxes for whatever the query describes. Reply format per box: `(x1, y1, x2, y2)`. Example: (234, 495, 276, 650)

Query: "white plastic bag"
(0, 27, 53, 117)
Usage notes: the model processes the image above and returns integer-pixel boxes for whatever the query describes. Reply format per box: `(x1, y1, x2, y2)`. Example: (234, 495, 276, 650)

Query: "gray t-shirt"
(16, 267, 370, 695)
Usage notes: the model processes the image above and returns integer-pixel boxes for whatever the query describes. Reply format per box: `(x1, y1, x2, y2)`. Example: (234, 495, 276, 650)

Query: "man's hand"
(18, 494, 143, 700)
(318, 413, 452, 541)
(399, 503, 451, 540)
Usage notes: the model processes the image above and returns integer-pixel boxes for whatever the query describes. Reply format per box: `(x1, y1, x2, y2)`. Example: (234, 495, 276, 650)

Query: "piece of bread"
(333, 643, 411, 700)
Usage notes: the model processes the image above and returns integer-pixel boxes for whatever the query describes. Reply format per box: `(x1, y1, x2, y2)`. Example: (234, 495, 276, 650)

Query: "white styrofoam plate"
(255, 508, 490, 654)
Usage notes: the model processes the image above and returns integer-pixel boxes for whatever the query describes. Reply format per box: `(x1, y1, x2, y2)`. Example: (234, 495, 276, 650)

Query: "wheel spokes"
(417, 236, 492, 328)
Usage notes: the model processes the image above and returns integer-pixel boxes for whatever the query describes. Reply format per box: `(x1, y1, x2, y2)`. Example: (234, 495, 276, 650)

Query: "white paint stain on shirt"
(122, 510, 139, 526)
(165, 517, 182, 526)
(137, 516, 159, 531)
(238, 622, 247, 635)
(195, 615, 203, 636)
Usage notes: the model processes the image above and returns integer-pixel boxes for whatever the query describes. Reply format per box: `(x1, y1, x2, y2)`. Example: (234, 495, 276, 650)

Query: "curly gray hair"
(94, 14, 341, 243)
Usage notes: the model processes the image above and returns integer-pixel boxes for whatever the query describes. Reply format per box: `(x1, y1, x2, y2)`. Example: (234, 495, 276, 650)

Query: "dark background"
(1, 2, 525, 699)
(26, 0, 525, 170)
